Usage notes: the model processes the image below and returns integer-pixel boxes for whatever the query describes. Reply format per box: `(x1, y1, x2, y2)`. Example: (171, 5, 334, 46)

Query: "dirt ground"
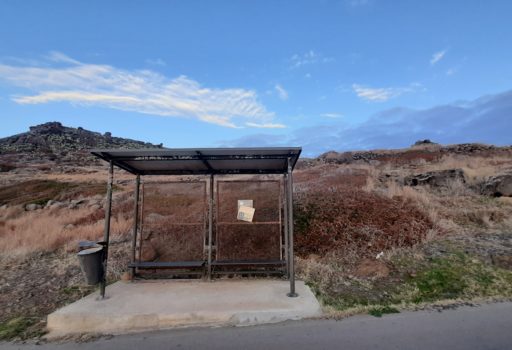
(0, 252, 91, 338)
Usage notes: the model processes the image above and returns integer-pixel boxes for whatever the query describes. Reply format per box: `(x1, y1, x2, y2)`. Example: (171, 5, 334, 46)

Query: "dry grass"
(0, 205, 132, 259)
(413, 154, 512, 185)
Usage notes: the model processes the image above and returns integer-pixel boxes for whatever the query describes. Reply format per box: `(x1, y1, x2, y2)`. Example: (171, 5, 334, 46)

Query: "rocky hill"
(315, 141, 512, 166)
(0, 122, 163, 167)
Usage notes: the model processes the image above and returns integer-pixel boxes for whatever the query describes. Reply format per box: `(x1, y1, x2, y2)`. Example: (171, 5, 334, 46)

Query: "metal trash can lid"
(78, 240, 96, 247)
(78, 246, 103, 255)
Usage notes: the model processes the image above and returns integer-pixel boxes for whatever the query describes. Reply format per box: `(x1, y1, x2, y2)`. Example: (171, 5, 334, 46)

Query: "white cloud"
(245, 122, 286, 129)
(274, 84, 288, 100)
(289, 50, 334, 69)
(352, 84, 417, 102)
(320, 113, 343, 119)
(430, 50, 446, 65)
(46, 51, 82, 65)
(0, 52, 281, 128)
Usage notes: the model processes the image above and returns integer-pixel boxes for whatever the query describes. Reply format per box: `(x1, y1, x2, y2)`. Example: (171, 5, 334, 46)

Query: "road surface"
(2, 302, 511, 350)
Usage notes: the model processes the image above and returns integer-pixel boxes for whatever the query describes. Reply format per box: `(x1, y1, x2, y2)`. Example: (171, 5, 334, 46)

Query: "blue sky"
(0, 0, 511, 156)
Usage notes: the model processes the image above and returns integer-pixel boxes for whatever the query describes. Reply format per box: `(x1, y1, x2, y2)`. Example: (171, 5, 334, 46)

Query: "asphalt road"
(2, 302, 511, 350)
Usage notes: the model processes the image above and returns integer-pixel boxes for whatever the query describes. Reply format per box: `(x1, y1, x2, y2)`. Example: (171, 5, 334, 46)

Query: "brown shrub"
(295, 165, 369, 191)
(0, 180, 106, 206)
(294, 188, 433, 259)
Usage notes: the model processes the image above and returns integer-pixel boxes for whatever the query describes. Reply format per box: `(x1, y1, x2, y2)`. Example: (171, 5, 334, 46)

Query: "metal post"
(130, 174, 140, 278)
(287, 158, 298, 297)
(207, 174, 214, 280)
(100, 161, 114, 299)
(283, 174, 289, 278)
(138, 181, 145, 264)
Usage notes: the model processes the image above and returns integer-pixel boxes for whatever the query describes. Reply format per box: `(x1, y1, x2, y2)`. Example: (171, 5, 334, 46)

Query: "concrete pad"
(47, 279, 322, 337)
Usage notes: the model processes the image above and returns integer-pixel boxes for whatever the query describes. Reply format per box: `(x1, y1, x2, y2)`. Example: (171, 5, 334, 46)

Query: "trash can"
(78, 240, 99, 252)
(77, 246, 104, 285)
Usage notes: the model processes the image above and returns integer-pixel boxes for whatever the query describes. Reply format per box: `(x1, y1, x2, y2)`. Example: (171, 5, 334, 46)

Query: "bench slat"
(129, 261, 205, 269)
(211, 260, 285, 266)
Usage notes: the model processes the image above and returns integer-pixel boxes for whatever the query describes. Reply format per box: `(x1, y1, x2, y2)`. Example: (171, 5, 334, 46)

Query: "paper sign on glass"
(237, 200, 253, 210)
(237, 206, 255, 222)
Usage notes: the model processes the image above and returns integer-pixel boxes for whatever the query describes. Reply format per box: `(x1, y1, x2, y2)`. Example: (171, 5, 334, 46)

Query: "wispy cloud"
(274, 84, 288, 100)
(46, 51, 81, 65)
(352, 84, 418, 102)
(223, 89, 512, 157)
(289, 50, 334, 69)
(0, 52, 281, 128)
(430, 50, 446, 65)
(245, 122, 286, 129)
(320, 113, 343, 119)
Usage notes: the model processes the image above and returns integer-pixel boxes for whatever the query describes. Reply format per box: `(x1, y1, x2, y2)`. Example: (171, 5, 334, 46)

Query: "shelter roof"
(90, 147, 302, 175)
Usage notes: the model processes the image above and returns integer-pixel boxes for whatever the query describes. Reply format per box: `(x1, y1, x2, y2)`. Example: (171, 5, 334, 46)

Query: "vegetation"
(0, 317, 42, 340)
(0, 143, 511, 339)
(368, 305, 400, 317)
(0, 179, 107, 206)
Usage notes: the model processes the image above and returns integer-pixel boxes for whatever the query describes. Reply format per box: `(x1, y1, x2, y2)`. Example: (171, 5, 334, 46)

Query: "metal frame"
(93, 148, 300, 299)
(286, 157, 297, 297)
(212, 178, 284, 277)
(133, 179, 207, 277)
(99, 161, 114, 299)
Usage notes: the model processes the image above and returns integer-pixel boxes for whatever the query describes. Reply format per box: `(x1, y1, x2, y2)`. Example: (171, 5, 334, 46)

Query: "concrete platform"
(47, 279, 322, 337)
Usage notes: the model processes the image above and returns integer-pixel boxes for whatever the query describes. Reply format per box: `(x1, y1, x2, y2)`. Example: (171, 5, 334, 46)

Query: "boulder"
(121, 271, 133, 281)
(480, 173, 512, 197)
(413, 139, 437, 146)
(139, 243, 158, 261)
(404, 169, 465, 187)
(49, 201, 65, 209)
(71, 199, 86, 206)
(25, 203, 42, 211)
(89, 204, 102, 211)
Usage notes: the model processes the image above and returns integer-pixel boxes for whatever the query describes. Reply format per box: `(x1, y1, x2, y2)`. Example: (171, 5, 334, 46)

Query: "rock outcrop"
(480, 173, 512, 197)
(404, 169, 465, 187)
(0, 121, 164, 167)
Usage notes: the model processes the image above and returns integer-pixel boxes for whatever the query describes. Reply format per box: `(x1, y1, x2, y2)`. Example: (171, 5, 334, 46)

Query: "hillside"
(0, 123, 511, 340)
(0, 122, 163, 168)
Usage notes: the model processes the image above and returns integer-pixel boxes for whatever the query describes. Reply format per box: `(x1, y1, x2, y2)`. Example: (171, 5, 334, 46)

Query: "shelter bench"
(128, 261, 205, 269)
(211, 260, 286, 266)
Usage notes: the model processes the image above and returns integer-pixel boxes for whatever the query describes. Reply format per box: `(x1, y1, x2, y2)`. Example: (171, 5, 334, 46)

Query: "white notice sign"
(237, 200, 253, 210)
(237, 206, 255, 222)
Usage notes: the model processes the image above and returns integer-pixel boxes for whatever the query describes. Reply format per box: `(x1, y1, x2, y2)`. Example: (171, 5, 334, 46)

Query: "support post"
(100, 161, 114, 299)
(130, 174, 141, 278)
(287, 158, 298, 297)
(207, 174, 214, 280)
(283, 174, 289, 278)
(138, 181, 145, 265)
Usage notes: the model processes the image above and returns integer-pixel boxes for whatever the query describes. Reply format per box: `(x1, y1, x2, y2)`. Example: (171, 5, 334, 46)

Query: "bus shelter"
(91, 147, 301, 297)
